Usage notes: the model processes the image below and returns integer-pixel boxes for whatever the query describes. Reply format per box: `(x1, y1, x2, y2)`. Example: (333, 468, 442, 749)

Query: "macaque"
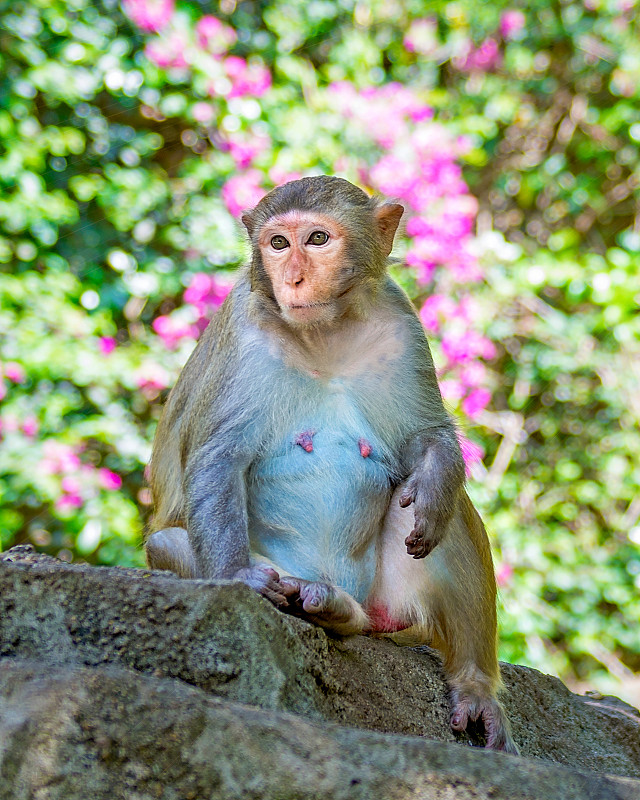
(147, 176, 518, 754)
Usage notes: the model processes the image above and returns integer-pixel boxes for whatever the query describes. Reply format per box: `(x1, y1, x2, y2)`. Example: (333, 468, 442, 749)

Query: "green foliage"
(1, 0, 639, 703)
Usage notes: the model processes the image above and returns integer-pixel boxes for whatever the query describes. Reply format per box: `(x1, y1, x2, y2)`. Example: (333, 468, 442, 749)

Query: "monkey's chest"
(246, 413, 392, 602)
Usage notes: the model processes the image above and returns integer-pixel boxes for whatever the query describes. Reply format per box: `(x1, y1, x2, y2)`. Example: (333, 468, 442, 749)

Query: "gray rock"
(0, 545, 639, 799)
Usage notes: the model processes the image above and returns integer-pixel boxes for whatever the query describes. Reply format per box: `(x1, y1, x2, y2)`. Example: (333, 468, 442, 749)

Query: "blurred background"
(1, 0, 639, 705)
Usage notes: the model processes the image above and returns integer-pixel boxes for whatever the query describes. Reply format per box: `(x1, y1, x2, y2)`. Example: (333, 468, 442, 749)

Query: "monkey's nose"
(284, 274, 304, 288)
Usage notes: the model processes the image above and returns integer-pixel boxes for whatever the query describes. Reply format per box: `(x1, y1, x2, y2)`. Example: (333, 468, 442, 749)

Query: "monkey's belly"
(247, 430, 392, 604)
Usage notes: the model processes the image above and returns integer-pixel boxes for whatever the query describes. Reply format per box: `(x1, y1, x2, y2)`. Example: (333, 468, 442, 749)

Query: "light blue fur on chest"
(246, 375, 393, 603)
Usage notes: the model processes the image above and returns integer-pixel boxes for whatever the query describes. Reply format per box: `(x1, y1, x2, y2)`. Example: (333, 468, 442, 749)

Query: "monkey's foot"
(279, 578, 367, 636)
(450, 690, 519, 754)
(233, 565, 289, 608)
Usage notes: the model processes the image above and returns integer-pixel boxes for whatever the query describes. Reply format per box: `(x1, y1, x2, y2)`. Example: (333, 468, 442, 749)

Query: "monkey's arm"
(182, 414, 289, 604)
(398, 424, 465, 558)
(386, 280, 466, 558)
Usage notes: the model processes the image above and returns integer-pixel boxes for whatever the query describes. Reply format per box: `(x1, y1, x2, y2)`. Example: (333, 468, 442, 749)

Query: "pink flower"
(455, 38, 502, 73)
(196, 15, 236, 55)
(441, 331, 497, 365)
(457, 433, 484, 477)
(419, 294, 458, 332)
(403, 18, 438, 56)
(223, 56, 271, 98)
(459, 361, 487, 388)
(192, 102, 215, 123)
(269, 167, 303, 186)
(496, 563, 514, 586)
(462, 388, 491, 418)
(99, 468, 123, 491)
(500, 10, 526, 39)
(221, 170, 266, 216)
(56, 494, 84, 511)
(227, 134, 270, 169)
(41, 442, 81, 474)
(99, 337, 117, 355)
(123, 0, 174, 32)
(439, 378, 465, 402)
(61, 476, 82, 494)
(145, 31, 190, 69)
(21, 416, 39, 437)
(369, 155, 420, 201)
(183, 273, 233, 310)
(152, 314, 197, 349)
(136, 363, 170, 399)
(4, 362, 26, 383)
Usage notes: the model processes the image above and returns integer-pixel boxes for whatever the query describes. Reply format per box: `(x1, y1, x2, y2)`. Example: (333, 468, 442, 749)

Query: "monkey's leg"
(146, 527, 199, 578)
(278, 577, 370, 637)
(369, 487, 518, 755)
(145, 528, 289, 605)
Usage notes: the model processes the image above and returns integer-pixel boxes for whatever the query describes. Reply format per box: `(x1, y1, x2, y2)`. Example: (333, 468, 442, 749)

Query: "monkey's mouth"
(282, 301, 335, 326)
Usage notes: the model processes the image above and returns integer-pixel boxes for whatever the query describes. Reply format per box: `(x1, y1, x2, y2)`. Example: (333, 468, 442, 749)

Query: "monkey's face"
(257, 210, 354, 327)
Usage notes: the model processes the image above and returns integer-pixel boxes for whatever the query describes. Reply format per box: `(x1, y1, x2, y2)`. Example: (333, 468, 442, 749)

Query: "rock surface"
(1, 545, 639, 799)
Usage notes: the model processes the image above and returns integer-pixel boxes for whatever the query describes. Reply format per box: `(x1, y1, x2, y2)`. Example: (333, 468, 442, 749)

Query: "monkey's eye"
(270, 235, 289, 250)
(307, 231, 329, 246)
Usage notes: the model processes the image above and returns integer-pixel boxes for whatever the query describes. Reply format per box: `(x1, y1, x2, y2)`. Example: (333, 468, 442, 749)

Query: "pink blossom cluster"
(196, 15, 237, 55)
(450, 10, 525, 75)
(99, 337, 117, 355)
(135, 362, 171, 399)
(132, 7, 272, 102)
(328, 82, 432, 149)
(454, 38, 502, 73)
(123, 0, 174, 32)
(330, 83, 480, 283)
(330, 83, 494, 431)
(420, 295, 494, 418)
(499, 10, 526, 39)
(145, 31, 190, 70)
(403, 18, 439, 56)
(152, 314, 197, 349)
(221, 170, 266, 217)
(39, 441, 122, 512)
(226, 133, 271, 169)
(223, 57, 272, 99)
(0, 361, 26, 401)
(0, 413, 39, 438)
(152, 273, 233, 350)
(183, 272, 233, 318)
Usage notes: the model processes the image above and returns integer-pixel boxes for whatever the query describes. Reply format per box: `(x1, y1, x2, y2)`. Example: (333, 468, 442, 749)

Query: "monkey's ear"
(374, 203, 404, 256)
(241, 211, 255, 237)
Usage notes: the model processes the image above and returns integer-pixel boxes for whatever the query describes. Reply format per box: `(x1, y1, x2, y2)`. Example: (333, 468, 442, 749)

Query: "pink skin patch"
(358, 438, 372, 458)
(295, 430, 315, 453)
(366, 603, 410, 633)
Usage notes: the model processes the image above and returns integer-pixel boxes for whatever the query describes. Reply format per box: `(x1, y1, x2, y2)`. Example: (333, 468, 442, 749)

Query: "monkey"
(146, 175, 518, 754)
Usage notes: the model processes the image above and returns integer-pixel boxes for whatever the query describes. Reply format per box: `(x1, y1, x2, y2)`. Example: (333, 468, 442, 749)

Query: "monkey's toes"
(450, 695, 518, 754)
(450, 706, 469, 732)
(300, 582, 331, 613)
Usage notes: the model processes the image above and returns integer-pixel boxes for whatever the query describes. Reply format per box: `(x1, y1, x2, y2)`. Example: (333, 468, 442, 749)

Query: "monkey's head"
(242, 176, 403, 328)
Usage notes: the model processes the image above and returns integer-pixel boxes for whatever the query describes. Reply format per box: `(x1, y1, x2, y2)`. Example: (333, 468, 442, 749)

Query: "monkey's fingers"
(404, 529, 431, 559)
(398, 489, 415, 508)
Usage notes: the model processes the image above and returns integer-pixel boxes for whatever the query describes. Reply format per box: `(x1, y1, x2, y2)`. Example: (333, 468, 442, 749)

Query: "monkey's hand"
(233, 565, 289, 608)
(399, 474, 453, 559)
